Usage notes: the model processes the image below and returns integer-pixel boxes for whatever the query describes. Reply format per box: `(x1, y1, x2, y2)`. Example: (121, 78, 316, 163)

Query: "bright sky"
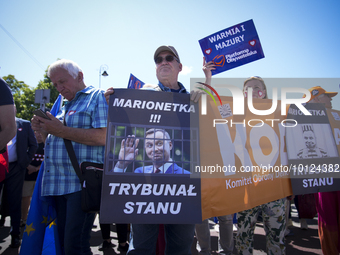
(1, 0, 340, 109)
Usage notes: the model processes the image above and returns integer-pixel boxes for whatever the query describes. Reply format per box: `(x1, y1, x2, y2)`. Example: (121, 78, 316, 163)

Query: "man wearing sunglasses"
(105, 45, 198, 255)
(129, 46, 195, 255)
(153, 45, 187, 93)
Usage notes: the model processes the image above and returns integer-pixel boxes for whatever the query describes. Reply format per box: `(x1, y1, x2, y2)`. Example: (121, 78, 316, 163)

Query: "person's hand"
(202, 57, 216, 81)
(34, 130, 45, 143)
(27, 164, 39, 175)
(31, 115, 49, 140)
(32, 112, 64, 138)
(116, 135, 139, 168)
(31, 115, 43, 132)
(190, 89, 205, 103)
(190, 57, 216, 103)
(105, 87, 115, 105)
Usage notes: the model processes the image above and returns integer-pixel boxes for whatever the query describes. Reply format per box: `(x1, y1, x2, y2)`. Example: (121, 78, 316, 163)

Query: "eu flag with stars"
(20, 95, 63, 255)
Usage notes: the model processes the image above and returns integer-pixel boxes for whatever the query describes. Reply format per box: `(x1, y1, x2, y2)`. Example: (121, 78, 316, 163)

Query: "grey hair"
(47, 59, 83, 79)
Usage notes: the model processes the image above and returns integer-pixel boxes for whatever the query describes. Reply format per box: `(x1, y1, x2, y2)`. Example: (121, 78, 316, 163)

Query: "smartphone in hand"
(33, 109, 50, 120)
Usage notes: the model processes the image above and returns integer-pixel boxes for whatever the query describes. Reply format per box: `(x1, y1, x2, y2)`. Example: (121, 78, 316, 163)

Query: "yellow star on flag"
(41, 215, 48, 225)
(24, 223, 36, 236)
(49, 219, 57, 229)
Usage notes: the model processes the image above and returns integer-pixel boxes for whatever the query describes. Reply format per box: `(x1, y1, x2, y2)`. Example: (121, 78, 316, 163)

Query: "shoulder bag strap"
(62, 115, 82, 182)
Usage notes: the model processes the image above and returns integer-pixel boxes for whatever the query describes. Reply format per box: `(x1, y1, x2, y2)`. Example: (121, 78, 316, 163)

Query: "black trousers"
(100, 223, 129, 243)
(0, 162, 26, 236)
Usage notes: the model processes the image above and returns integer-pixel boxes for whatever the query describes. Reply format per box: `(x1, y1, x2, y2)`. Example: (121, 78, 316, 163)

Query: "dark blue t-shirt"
(0, 78, 14, 106)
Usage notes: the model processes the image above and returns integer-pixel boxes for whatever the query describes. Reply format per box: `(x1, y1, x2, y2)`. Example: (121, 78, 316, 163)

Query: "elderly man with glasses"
(153, 45, 187, 93)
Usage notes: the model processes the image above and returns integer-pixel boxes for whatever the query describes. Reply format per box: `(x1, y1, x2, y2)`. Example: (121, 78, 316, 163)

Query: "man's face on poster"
(145, 131, 172, 162)
(303, 130, 316, 149)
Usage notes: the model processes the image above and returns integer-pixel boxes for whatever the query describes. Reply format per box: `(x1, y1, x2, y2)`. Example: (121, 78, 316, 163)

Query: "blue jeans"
(128, 224, 195, 255)
(54, 191, 96, 255)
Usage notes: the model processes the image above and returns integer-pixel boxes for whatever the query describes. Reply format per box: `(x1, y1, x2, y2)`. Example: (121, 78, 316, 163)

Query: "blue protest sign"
(127, 73, 145, 89)
(199, 19, 264, 75)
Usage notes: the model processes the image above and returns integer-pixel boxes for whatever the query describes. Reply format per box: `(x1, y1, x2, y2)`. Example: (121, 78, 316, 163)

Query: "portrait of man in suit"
(113, 128, 190, 174)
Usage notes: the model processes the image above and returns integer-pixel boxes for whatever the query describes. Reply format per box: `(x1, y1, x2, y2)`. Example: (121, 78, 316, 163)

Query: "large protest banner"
(199, 19, 264, 76)
(286, 104, 340, 195)
(199, 96, 292, 220)
(100, 89, 202, 224)
(101, 89, 295, 223)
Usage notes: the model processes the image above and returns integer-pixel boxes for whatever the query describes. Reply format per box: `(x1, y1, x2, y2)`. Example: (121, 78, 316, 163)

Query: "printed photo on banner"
(108, 126, 191, 174)
(100, 89, 202, 224)
(286, 124, 337, 160)
(198, 19, 265, 75)
(286, 103, 340, 195)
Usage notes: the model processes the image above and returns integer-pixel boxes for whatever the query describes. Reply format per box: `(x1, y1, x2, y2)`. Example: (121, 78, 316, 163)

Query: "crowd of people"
(0, 45, 339, 255)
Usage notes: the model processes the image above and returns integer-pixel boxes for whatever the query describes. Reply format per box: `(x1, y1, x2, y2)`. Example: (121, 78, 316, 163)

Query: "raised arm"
(190, 57, 216, 102)
(202, 56, 216, 86)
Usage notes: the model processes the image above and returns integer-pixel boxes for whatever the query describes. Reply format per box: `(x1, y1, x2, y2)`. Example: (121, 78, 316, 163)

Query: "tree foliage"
(3, 70, 59, 121)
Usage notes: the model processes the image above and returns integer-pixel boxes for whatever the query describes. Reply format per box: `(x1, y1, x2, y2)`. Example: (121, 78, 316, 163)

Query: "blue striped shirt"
(42, 86, 108, 196)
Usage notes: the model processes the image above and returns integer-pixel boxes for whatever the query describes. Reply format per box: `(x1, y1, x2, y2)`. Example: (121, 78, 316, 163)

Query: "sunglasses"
(155, 55, 179, 64)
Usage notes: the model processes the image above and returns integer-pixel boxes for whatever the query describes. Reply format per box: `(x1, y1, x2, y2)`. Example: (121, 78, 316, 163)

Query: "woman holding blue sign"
(235, 76, 286, 255)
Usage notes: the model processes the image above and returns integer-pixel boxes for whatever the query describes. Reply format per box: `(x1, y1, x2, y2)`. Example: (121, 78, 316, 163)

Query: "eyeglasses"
(155, 55, 179, 64)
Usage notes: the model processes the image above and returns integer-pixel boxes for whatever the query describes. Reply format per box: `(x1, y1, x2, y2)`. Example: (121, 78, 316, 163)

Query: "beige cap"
(154, 45, 180, 63)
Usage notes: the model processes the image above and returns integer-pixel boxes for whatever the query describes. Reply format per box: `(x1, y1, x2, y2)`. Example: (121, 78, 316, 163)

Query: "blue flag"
(20, 95, 63, 255)
(199, 19, 265, 75)
(127, 73, 145, 89)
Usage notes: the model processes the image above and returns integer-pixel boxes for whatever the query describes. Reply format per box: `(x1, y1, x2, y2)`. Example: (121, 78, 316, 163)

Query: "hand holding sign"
(190, 58, 216, 103)
(202, 57, 216, 81)
(105, 87, 115, 105)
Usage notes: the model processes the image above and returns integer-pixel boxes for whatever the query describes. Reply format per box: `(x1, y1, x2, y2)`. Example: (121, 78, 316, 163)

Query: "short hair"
(302, 125, 314, 133)
(47, 59, 83, 79)
(145, 128, 171, 140)
(243, 76, 268, 99)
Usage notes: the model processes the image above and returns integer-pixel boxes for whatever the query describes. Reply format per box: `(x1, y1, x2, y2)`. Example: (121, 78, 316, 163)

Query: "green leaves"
(3, 69, 58, 121)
